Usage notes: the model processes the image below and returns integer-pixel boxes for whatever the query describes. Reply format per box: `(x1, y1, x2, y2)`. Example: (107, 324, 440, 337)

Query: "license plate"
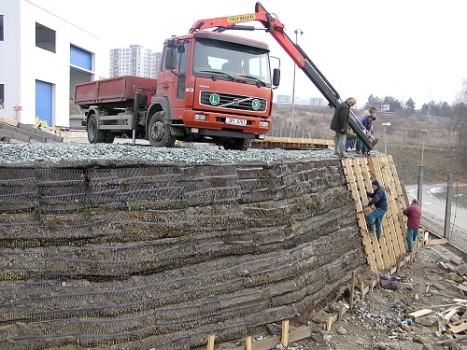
(226, 117, 247, 126)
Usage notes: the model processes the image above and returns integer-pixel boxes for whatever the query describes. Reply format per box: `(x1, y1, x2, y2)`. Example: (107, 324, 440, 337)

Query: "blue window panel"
(70, 45, 92, 71)
(36, 80, 53, 126)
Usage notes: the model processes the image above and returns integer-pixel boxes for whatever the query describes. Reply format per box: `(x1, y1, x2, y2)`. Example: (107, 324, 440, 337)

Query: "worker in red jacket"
(402, 198, 422, 252)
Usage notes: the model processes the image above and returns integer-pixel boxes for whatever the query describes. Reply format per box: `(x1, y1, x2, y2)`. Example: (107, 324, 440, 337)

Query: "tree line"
(364, 79, 466, 165)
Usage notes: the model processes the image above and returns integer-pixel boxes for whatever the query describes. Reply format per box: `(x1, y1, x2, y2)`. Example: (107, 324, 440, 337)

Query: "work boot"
(376, 231, 382, 240)
(368, 224, 375, 236)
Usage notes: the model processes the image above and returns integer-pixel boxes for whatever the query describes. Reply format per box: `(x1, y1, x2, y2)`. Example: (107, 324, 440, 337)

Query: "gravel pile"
(0, 142, 343, 166)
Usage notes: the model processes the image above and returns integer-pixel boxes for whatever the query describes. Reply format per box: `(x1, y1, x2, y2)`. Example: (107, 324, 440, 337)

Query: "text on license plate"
(225, 117, 247, 126)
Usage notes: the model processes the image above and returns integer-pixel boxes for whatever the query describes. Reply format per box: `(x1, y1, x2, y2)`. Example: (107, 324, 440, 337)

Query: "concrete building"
(275, 95, 291, 104)
(0, 0, 100, 127)
(110, 45, 161, 79)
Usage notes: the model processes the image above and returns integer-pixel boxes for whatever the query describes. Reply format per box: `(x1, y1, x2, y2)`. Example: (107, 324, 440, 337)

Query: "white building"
(110, 45, 161, 79)
(0, 0, 100, 127)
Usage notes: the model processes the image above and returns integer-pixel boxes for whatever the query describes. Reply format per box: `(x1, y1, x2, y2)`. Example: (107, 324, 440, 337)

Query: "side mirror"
(272, 68, 280, 87)
(164, 48, 177, 70)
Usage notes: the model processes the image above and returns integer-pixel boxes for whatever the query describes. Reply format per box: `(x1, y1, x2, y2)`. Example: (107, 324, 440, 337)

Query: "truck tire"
(148, 113, 175, 147)
(87, 114, 106, 144)
(222, 138, 251, 151)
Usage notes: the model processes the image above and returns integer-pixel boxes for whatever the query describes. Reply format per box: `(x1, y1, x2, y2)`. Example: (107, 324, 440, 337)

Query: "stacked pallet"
(251, 136, 333, 150)
(342, 155, 410, 273)
(0, 116, 63, 143)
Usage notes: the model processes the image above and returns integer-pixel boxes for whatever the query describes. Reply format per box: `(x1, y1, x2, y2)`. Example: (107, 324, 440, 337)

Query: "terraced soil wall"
(0, 158, 367, 349)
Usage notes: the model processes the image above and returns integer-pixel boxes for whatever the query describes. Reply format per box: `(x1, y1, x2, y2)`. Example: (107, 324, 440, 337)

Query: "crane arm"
(189, 2, 377, 150)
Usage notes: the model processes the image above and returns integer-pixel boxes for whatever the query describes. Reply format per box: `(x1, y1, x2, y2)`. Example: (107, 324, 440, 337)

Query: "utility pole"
(417, 130, 429, 208)
(290, 29, 303, 138)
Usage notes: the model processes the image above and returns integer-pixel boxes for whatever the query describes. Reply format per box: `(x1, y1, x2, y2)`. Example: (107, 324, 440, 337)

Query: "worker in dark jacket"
(364, 179, 388, 239)
(402, 198, 421, 252)
(330, 97, 357, 158)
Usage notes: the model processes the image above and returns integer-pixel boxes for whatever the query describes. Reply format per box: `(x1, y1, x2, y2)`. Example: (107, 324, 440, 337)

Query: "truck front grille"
(200, 91, 267, 113)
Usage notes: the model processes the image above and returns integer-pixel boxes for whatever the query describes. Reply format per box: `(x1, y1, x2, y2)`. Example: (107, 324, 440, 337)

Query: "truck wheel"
(104, 132, 115, 144)
(148, 113, 175, 147)
(87, 114, 106, 144)
(222, 138, 251, 151)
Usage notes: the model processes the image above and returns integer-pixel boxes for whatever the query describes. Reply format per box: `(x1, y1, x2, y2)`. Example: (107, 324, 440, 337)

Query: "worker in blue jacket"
(364, 179, 388, 239)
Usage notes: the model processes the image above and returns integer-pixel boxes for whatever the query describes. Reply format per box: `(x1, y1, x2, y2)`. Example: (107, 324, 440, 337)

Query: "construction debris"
(0, 116, 63, 143)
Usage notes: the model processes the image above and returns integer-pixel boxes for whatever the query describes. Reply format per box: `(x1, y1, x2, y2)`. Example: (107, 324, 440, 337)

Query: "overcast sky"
(31, 0, 467, 109)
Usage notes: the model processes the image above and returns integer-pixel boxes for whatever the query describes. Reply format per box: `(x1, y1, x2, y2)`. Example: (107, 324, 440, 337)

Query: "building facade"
(0, 0, 100, 127)
(109, 45, 161, 79)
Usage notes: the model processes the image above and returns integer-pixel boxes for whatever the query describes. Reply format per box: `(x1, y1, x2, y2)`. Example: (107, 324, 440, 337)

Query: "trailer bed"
(74, 76, 157, 106)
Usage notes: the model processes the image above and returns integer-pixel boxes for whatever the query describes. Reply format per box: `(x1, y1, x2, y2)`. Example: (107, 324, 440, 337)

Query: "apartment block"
(110, 45, 161, 79)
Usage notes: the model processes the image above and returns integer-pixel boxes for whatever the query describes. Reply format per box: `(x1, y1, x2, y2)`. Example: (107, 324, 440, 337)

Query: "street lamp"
(381, 122, 391, 155)
(290, 28, 303, 138)
(417, 129, 429, 208)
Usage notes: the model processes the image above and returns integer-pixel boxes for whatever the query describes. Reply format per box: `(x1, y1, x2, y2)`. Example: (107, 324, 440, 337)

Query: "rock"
(266, 323, 281, 335)
(336, 326, 347, 335)
(398, 333, 408, 340)
(413, 335, 428, 344)
(421, 315, 438, 327)
(400, 323, 411, 331)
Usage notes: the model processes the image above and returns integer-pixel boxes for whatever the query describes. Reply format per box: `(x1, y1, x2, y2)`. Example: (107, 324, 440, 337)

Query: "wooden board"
(341, 155, 411, 274)
(0, 116, 63, 143)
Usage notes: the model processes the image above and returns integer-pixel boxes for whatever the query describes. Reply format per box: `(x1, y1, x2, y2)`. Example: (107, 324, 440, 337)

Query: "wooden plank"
(350, 271, 356, 308)
(0, 134, 11, 143)
(0, 116, 19, 127)
(367, 156, 394, 270)
(354, 158, 372, 212)
(251, 335, 280, 350)
(206, 334, 215, 350)
(0, 126, 33, 142)
(0, 122, 47, 142)
(342, 158, 363, 211)
(281, 320, 289, 347)
(409, 309, 433, 318)
(288, 326, 311, 343)
(448, 321, 467, 334)
(450, 256, 464, 266)
(374, 156, 402, 261)
(0, 119, 63, 143)
(17, 122, 64, 142)
(425, 239, 448, 245)
(326, 313, 338, 331)
(357, 212, 380, 272)
(245, 336, 252, 350)
(456, 283, 467, 293)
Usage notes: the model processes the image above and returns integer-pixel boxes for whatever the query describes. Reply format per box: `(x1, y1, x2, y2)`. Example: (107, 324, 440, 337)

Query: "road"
(406, 184, 467, 251)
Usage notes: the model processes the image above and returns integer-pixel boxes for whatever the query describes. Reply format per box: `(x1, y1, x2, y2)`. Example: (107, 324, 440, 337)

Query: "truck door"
(158, 41, 189, 119)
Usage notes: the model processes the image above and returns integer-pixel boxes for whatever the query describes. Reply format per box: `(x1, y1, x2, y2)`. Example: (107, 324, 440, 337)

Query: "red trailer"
(75, 76, 157, 106)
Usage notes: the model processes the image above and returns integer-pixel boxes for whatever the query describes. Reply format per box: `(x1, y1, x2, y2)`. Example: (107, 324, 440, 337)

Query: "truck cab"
(150, 31, 279, 150)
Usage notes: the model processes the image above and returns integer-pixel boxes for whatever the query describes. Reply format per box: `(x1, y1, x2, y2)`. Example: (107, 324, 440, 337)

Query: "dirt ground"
(258, 244, 467, 350)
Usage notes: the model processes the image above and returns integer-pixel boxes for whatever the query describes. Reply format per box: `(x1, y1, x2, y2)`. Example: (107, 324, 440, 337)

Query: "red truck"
(76, 2, 377, 151)
(75, 17, 280, 150)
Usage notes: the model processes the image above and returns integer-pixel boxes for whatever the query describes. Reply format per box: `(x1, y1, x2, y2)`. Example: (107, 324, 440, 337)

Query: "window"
(36, 22, 55, 52)
(70, 45, 92, 71)
(0, 84, 4, 109)
(0, 15, 4, 41)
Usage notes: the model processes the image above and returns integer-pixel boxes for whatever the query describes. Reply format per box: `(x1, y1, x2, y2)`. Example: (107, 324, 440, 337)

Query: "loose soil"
(222, 245, 467, 350)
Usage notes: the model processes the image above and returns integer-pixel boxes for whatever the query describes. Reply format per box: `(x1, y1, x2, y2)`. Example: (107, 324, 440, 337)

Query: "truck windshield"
(193, 38, 272, 86)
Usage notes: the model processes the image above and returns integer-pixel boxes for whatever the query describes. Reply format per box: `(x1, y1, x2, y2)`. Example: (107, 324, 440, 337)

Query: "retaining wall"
(0, 158, 368, 349)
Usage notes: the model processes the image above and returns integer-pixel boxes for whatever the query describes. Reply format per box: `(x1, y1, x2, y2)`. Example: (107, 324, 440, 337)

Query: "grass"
(271, 104, 467, 186)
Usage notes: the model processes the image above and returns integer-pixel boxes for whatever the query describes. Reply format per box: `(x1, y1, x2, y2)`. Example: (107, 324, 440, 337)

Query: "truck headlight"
(259, 121, 269, 128)
(194, 114, 207, 121)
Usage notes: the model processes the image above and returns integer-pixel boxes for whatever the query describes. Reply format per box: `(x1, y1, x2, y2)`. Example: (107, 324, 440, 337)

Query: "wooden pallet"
(342, 155, 409, 273)
(0, 116, 63, 143)
(251, 136, 333, 150)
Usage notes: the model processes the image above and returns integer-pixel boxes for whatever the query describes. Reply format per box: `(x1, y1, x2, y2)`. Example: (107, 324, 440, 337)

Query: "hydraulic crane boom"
(189, 2, 378, 150)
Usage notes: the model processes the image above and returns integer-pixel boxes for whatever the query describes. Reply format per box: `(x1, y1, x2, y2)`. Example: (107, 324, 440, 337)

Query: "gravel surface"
(0, 141, 379, 166)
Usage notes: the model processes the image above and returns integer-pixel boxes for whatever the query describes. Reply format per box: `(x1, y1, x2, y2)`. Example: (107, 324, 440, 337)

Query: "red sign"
(13, 105, 23, 111)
